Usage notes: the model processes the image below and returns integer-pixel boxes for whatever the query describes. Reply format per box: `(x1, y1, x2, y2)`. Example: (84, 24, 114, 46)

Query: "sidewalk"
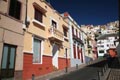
(33, 58, 106, 80)
(27, 58, 106, 80)
(34, 64, 86, 80)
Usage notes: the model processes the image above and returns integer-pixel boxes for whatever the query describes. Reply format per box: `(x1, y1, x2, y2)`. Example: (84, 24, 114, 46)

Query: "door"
(52, 44, 59, 69)
(1, 44, 16, 79)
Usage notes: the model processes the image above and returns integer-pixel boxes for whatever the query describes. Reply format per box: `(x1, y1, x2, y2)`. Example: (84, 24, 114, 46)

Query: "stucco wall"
(0, 0, 26, 72)
(24, 0, 70, 58)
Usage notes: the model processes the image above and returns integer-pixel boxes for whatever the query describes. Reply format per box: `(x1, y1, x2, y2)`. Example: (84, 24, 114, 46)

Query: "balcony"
(73, 35, 83, 44)
(48, 27, 64, 42)
(87, 45, 92, 49)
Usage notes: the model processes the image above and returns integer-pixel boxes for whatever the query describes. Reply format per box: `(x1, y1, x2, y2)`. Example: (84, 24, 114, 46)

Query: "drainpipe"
(25, 0, 29, 28)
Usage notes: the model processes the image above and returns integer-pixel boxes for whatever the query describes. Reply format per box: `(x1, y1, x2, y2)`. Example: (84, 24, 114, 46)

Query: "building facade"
(81, 25, 96, 62)
(0, 0, 26, 79)
(23, 0, 70, 79)
(96, 21, 119, 57)
(0, 0, 118, 80)
(63, 12, 85, 67)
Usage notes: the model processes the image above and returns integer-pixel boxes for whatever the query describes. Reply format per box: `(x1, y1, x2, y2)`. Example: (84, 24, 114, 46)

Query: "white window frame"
(74, 28, 76, 35)
(50, 17, 59, 29)
(32, 19, 46, 27)
(32, 36, 43, 64)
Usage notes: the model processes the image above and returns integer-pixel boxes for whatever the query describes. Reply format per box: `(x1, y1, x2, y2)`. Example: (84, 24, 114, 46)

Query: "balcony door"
(52, 44, 59, 69)
(1, 44, 16, 79)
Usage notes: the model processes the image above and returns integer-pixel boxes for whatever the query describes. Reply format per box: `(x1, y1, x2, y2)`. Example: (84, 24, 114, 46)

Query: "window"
(73, 44, 76, 59)
(76, 29, 78, 37)
(1, 44, 16, 78)
(99, 50, 104, 53)
(84, 39, 86, 44)
(63, 28, 67, 37)
(88, 50, 90, 54)
(52, 20, 57, 28)
(100, 45, 104, 47)
(115, 37, 117, 39)
(9, 0, 21, 20)
(79, 32, 81, 39)
(35, 8, 43, 23)
(33, 38, 42, 63)
(107, 40, 110, 42)
(65, 48, 68, 57)
(72, 26, 74, 35)
(77, 46, 80, 59)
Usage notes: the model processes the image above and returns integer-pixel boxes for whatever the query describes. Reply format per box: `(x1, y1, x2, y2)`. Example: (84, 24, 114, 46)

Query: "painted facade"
(97, 21, 119, 57)
(97, 35, 119, 57)
(81, 25, 96, 62)
(0, 0, 26, 79)
(62, 12, 85, 67)
(23, 0, 70, 79)
(0, 0, 118, 80)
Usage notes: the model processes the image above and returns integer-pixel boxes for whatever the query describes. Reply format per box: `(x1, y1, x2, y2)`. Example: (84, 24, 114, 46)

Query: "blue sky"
(46, 0, 118, 26)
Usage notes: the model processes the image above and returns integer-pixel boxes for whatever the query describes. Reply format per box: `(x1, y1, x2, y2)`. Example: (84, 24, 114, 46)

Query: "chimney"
(64, 12, 69, 17)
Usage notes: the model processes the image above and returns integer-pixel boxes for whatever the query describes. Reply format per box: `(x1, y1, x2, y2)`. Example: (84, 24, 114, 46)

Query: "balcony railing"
(73, 35, 83, 44)
(48, 27, 64, 42)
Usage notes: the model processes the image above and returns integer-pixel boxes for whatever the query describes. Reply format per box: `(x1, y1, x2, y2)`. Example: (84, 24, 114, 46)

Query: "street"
(50, 60, 107, 80)
(50, 57, 120, 80)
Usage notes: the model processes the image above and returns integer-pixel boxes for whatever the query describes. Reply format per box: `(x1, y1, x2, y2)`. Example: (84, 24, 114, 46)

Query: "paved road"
(51, 67, 100, 80)
(50, 60, 107, 80)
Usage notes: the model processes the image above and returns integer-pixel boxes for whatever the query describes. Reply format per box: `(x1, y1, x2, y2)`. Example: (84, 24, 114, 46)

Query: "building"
(23, 0, 70, 79)
(97, 34, 118, 57)
(62, 12, 85, 67)
(97, 21, 119, 57)
(81, 25, 96, 62)
(0, 0, 26, 79)
(80, 29, 92, 63)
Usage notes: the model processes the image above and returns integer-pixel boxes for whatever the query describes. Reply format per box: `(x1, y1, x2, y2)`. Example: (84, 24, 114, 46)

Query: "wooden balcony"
(48, 27, 64, 42)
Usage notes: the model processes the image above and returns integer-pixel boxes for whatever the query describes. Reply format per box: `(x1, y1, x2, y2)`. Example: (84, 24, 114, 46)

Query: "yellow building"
(0, 0, 26, 79)
(23, 0, 70, 79)
(81, 25, 95, 62)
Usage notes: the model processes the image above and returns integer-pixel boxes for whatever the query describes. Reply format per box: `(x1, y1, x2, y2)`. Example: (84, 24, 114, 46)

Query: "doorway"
(0, 44, 16, 79)
(52, 44, 59, 69)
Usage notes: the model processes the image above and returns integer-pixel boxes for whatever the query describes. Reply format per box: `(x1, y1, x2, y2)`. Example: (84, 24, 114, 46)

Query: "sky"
(46, 0, 118, 26)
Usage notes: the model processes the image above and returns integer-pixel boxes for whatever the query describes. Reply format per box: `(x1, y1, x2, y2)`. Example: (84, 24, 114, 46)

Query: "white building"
(97, 36, 117, 56)
(63, 12, 85, 67)
(97, 21, 119, 57)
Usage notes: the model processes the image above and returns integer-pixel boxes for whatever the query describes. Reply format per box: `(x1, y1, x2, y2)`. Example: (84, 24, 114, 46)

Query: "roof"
(97, 33, 119, 40)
